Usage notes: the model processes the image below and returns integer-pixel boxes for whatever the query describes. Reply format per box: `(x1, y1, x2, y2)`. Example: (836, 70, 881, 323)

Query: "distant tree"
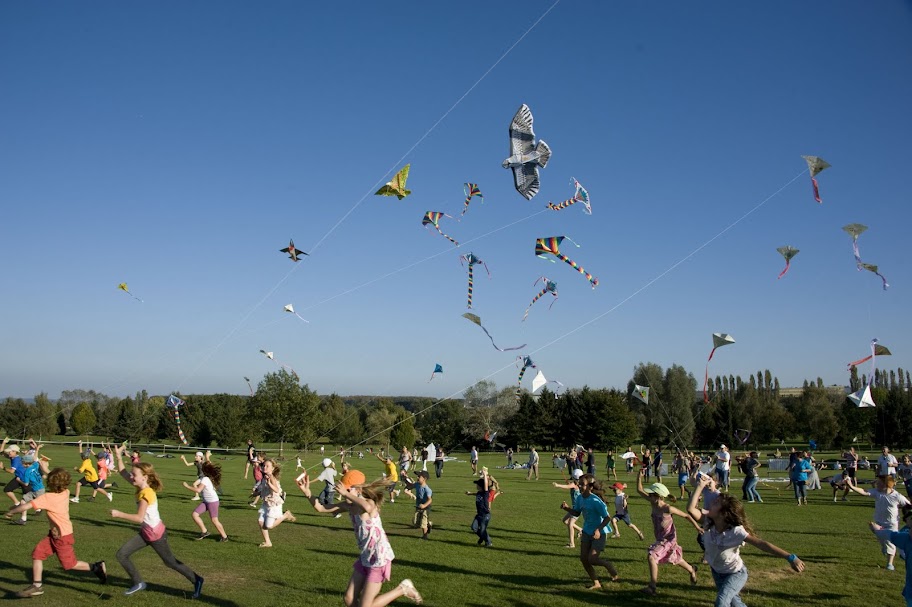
(415, 400, 465, 450)
(252, 370, 321, 452)
(319, 394, 347, 441)
(0, 398, 32, 437)
(366, 400, 398, 448)
(56, 410, 67, 435)
(205, 394, 248, 449)
(334, 405, 365, 447)
(70, 402, 97, 436)
(389, 410, 417, 450)
(582, 388, 638, 450)
(30, 392, 58, 438)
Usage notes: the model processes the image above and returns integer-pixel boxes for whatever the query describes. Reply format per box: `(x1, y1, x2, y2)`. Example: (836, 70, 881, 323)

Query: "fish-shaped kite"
(503, 104, 551, 200)
(522, 276, 558, 321)
(842, 224, 889, 289)
(284, 304, 309, 323)
(776, 246, 799, 279)
(801, 155, 830, 203)
(461, 183, 483, 217)
(422, 212, 459, 246)
(462, 313, 526, 352)
(535, 236, 598, 288)
(632, 384, 649, 405)
(280, 239, 308, 262)
(428, 364, 443, 382)
(848, 384, 875, 408)
(459, 253, 490, 309)
(118, 283, 143, 302)
(704, 333, 735, 403)
(532, 369, 563, 394)
(515, 355, 537, 397)
(375, 165, 411, 200)
(546, 178, 591, 214)
(166, 394, 188, 445)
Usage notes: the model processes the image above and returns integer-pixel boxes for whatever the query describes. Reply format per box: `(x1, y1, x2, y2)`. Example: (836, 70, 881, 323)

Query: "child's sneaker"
(69, 497, 79, 503)
(192, 575, 204, 599)
(191, 495, 200, 501)
(91, 561, 108, 584)
(124, 582, 147, 595)
(887, 563, 896, 571)
(15, 584, 44, 598)
(399, 579, 422, 604)
(195, 532, 210, 541)
(107, 494, 113, 502)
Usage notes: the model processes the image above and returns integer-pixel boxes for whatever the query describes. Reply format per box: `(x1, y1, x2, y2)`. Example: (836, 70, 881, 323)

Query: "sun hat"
(322, 457, 333, 468)
(643, 482, 670, 498)
(5, 444, 20, 454)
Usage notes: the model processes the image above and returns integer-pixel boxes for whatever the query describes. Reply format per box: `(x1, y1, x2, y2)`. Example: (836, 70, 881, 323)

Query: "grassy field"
(0, 444, 904, 606)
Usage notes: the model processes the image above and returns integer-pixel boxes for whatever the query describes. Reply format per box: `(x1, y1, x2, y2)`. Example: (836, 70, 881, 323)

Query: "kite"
(461, 183, 483, 217)
(422, 212, 459, 246)
(459, 253, 490, 309)
(546, 178, 591, 214)
(735, 429, 751, 445)
(118, 283, 143, 302)
(259, 349, 297, 376)
(522, 276, 558, 321)
(166, 394, 188, 445)
(280, 239, 308, 262)
(620, 451, 637, 460)
(375, 165, 411, 200)
(428, 364, 443, 382)
(632, 384, 649, 405)
(847, 340, 891, 370)
(801, 155, 830, 203)
(502, 104, 551, 200)
(462, 313, 526, 352)
(704, 333, 735, 403)
(284, 304, 309, 323)
(535, 236, 598, 288)
(244, 376, 253, 396)
(532, 369, 564, 394)
(776, 246, 799, 279)
(515, 355, 537, 397)
(842, 224, 888, 289)
(808, 440, 817, 451)
(848, 384, 875, 408)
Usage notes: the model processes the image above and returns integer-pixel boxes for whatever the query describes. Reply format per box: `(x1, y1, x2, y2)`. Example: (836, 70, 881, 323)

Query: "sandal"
(690, 566, 699, 586)
(258, 542, 272, 548)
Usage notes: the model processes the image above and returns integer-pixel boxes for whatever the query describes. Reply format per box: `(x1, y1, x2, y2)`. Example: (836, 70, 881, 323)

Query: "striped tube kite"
(776, 246, 799, 279)
(546, 178, 591, 214)
(428, 364, 443, 382)
(801, 155, 830, 203)
(515, 355, 536, 397)
(459, 253, 490, 309)
(704, 333, 735, 403)
(842, 223, 889, 289)
(461, 183, 483, 217)
(118, 283, 143, 302)
(462, 313, 526, 352)
(535, 236, 598, 288)
(166, 394, 188, 445)
(422, 212, 459, 246)
(522, 276, 558, 321)
(375, 164, 411, 200)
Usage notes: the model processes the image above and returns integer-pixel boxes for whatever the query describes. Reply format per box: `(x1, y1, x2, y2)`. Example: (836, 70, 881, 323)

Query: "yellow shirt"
(136, 487, 161, 527)
(384, 461, 398, 482)
(79, 459, 99, 483)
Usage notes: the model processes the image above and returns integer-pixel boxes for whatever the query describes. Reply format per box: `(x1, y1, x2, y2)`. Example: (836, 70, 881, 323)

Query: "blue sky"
(1, 2, 910, 401)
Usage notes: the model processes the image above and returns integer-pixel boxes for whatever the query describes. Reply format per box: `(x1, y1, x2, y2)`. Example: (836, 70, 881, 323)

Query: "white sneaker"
(70, 497, 79, 503)
(399, 579, 423, 604)
(107, 494, 113, 502)
(191, 495, 200, 501)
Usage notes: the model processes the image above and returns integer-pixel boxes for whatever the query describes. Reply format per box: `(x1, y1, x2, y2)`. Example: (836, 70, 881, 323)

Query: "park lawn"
(0, 445, 901, 606)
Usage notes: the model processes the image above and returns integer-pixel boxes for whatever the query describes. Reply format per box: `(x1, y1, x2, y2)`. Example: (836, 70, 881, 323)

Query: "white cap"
(322, 457, 332, 468)
(719, 444, 727, 450)
(571, 469, 584, 479)
(195, 451, 205, 458)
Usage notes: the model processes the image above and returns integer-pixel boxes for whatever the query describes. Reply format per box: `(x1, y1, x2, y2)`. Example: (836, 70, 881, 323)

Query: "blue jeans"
(717, 469, 729, 489)
(744, 476, 761, 502)
(794, 480, 807, 501)
(472, 513, 491, 546)
(712, 566, 748, 607)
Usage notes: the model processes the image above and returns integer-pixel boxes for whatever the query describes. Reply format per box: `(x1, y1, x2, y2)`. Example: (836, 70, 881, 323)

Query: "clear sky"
(1, 2, 910, 401)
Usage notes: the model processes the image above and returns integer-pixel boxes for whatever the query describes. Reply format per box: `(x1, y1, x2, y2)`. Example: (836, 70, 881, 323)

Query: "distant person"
(843, 447, 859, 482)
(879, 446, 899, 478)
(606, 450, 617, 481)
(713, 445, 731, 492)
(653, 446, 663, 483)
(586, 448, 596, 477)
(434, 446, 445, 479)
(470, 446, 479, 474)
(244, 440, 257, 480)
(526, 448, 540, 481)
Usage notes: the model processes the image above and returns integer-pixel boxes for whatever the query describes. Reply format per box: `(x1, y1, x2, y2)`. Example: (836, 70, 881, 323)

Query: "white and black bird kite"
(502, 104, 551, 200)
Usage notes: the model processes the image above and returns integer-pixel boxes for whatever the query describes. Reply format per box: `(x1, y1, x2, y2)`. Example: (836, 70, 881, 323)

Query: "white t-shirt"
(869, 488, 910, 528)
(879, 454, 898, 476)
(702, 523, 749, 574)
(715, 451, 731, 472)
(317, 468, 337, 485)
(196, 476, 219, 503)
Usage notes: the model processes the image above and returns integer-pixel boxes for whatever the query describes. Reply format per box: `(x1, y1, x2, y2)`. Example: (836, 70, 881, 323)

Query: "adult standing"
(527, 447, 540, 481)
(794, 451, 814, 506)
(470, 446, 478, 475)
(606, 450, 617, 481)
(653, 446, 663, 483)
(506, 448, 513, 468)
(742, 451, 762, 503)
(843, 447, 859, 484)
(879, 446, 899, 478)
(714, 445, 731, 492)
(586, 448, 596, 477)
(243, 440, 256, 480)
(434, 446, 445, 479)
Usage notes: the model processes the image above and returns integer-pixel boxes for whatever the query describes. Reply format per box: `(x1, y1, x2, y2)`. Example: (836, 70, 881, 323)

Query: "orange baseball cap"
(340, 470, 366, 489)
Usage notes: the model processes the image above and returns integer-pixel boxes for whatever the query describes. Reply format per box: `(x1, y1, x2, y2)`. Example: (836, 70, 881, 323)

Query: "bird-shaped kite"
(704, 333, 735, 403)
(776, 246, 799, 279)
(535, 236, 598, 288)
(459, 253, 490, 309)
(532, 369, 564, 394)
(522, 276, 558, 321)
(632, 384, 650, 405)
(515, 355, 536, 397)
(462, 313, 526, 352)
(842, 224, 889, 289)
(118, 283, 143, 302)
(503, 104, 551, 200)
(848, 384, 876, 408)
(422, 212, 459, 246)
(546, 178, 591, 214)
(801, 155, 830, 203)
(428, 364, 443, 382)
(166, 394, 188, 445)
(461, 183, 483, 217)
(375, 165, 411, 200)
(284, 304, 309, 323)
(280, 239, 308, 262)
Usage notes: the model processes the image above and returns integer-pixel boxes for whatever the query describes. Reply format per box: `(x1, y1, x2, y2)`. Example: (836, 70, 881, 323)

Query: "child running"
(182, 461, 228, 542)
(467, 470, 493, 548)
(375, 453, 400, 503)
(71, 445, 111, 504)
(296, 470, 423, 606)
(553, 469, 583, 548)
(6, 467, 108, 597)
(870, 505, 912, 606)
(687, 474, 805, 605)
(561, 474, 619, 590)
(610, 482, 645, 540)
(109, 445, 204, 598)
(636, 470, 701, 595)
(402, 470, 433, 540)
(256, 458, 295, 548)
(180, 451, 207, 501)
(848, 475, 911, 570)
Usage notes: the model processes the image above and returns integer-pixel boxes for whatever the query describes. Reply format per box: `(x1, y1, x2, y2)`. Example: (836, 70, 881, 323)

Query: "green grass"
(0, 446, 903, 606)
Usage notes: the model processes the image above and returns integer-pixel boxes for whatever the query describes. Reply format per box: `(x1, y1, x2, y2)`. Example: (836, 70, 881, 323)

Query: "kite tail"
(467, 265, 474, 309)
(436, 226, 459, 246)
(874, 269, 889, 290)
(852, 241, 863, 267)
(546, 196, 577, 211)
(171, 411, 189, 445)
(522, 288, 547, 322)
(811, 176, 822, 203)
(846, 354, 873, 370)
(703, 363, 710, 404)
(777, 260, 791, 279)
(556, 254, 598, 288)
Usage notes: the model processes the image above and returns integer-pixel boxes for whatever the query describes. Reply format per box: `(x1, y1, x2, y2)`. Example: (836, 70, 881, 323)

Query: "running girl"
(847, 475, 911, 571)
(182, 461, 228, 542)
(561, 474, 619, 590)
(256, 458, 295, 548)
(553, 469, 583, 548)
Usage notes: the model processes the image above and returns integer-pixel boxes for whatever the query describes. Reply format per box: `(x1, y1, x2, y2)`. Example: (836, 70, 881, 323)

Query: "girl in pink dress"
(636, 470, 701, 595)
